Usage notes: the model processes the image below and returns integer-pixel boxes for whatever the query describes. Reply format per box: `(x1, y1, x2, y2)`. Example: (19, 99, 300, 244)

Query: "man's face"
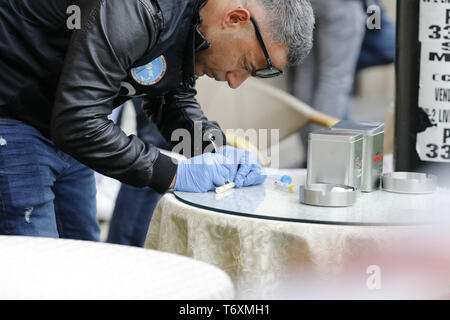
(195, 12, 288, 89)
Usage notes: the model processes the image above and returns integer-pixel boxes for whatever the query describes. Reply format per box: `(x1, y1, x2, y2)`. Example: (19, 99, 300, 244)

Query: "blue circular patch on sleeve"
(131, 55, 167, 86)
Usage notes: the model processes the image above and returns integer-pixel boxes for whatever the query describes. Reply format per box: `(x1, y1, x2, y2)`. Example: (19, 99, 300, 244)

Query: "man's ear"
(223, 7, 250, 28)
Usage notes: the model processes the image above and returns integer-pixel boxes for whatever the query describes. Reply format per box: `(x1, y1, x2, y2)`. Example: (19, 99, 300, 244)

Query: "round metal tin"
(382, 172, 437, 194)
(300, 184, 357, 207)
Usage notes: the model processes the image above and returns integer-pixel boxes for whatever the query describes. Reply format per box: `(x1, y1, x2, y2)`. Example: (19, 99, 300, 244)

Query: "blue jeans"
(0, 118, 100, 240)
(106, 184, 162, 247)
(106, 99, 168, 247)
(357, 3, 395, 71)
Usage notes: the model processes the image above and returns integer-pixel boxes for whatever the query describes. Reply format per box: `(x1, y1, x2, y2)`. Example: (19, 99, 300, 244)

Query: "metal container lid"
(308, 130, 364, 143)
(300, 183, 357, 207)
(382, 172, 437, 194)
(331, 120, 384, 135)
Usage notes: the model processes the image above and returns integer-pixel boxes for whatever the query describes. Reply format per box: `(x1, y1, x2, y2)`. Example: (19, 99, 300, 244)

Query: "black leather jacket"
(0, 0, 225, 193)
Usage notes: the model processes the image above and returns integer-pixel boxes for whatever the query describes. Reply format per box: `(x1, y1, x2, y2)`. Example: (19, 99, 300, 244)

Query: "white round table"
(145, 170, 450, 299)
(0, 236, 234, 300)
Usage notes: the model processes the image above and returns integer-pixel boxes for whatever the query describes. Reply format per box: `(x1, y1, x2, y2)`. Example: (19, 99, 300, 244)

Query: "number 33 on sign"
(417, 126, 450, 162)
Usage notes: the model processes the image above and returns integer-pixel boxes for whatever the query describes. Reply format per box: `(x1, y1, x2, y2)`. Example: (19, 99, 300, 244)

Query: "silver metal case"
(307, 130, 364, 189)
(330, 121, 384, 192)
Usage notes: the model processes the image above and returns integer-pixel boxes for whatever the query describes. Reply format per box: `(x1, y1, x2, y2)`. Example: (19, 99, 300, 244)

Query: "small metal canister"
(307, 130, 364, 189)
(330, 121, 384, 192)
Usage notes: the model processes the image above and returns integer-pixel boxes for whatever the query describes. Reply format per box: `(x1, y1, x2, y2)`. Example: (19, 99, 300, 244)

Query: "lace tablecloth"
(0, 236, 234, 299)
(145, 191, 450, 299)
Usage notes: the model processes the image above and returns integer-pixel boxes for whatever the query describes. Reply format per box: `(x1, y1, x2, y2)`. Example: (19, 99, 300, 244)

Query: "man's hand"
(173, 153, 235, 193)
(218, 146, 266, 188)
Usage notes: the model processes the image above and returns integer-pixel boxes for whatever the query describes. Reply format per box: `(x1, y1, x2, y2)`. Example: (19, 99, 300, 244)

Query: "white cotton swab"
(215, 182, 236, 194)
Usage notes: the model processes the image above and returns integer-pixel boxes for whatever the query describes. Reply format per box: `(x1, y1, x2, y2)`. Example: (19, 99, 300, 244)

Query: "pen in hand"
(208, 134, 236, 193)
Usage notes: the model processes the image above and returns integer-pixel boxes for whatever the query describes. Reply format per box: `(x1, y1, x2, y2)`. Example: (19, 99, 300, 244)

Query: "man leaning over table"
(0, 0, 314, 240)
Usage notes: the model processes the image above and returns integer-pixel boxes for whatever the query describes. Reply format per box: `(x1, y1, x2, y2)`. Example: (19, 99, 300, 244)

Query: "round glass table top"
(174, 171, 450, 226)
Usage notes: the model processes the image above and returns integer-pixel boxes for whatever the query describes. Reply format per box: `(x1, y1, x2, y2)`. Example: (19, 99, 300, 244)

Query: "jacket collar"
(183, 0, 210, 86)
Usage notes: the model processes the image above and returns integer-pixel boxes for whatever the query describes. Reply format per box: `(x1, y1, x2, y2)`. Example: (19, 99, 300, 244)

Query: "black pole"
(395, 0, 421, 171)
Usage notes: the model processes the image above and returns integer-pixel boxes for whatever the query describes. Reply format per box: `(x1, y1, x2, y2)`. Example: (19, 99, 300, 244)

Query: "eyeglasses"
(249, 17, 283, 79)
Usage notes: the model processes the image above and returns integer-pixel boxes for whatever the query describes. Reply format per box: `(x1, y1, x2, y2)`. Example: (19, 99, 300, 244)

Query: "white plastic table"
(0, 236, 234, 300)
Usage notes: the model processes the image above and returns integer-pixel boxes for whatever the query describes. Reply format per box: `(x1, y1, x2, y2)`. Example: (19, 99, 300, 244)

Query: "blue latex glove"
(218, 146, 266, 188)
(174, 153, 235, 193)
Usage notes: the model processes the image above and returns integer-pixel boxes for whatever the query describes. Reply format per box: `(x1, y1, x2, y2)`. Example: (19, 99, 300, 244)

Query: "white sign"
(417, 0, 450, 163)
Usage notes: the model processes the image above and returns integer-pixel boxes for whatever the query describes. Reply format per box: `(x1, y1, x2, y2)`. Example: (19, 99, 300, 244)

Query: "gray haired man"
(0, 0, 314, 240)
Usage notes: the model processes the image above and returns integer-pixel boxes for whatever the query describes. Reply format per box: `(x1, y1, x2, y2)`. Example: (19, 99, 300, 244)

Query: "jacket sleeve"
(142, 84, 227, 158)
(51, 0, 177, 193)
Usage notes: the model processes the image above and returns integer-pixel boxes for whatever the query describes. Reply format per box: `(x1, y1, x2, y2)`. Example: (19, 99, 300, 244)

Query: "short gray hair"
(257, 0, 315, 66)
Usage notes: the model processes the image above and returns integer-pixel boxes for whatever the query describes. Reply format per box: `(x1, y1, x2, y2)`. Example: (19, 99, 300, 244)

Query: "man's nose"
(226, 71, 250, 89)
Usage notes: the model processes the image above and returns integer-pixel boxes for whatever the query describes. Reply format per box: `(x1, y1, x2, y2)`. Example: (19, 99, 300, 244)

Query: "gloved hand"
(218, 146, 266, 188)
(174, 152, 236, 193)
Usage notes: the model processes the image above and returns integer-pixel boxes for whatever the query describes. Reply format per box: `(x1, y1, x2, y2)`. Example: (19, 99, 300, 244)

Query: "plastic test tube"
(274, 180, 296, 192)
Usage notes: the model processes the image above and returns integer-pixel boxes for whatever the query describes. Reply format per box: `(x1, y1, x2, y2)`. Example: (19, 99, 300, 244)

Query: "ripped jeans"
(0, 118, 100, 240)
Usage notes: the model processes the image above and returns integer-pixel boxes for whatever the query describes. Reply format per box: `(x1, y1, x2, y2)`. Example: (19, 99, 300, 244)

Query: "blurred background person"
(356, 0, 395, 72)
(290, 0, 367, 166)
(101, 99, 170, 247)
